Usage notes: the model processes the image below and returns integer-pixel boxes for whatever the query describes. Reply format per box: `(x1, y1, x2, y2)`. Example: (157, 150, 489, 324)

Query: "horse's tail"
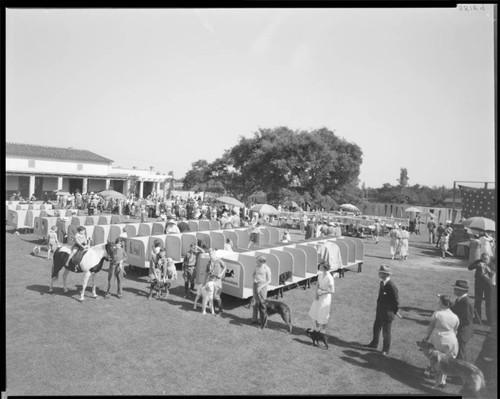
(51, 248, 67, 280)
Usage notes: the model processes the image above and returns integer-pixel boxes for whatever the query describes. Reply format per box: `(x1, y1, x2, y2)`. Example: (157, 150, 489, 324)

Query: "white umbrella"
(215, 196, 245, 208)
(404, 207, 422, 213)
(460, 217, 495, 232)
(339, 204, 360, 212)
(250, 204, 279, 215)
(97, 190, 127, 200)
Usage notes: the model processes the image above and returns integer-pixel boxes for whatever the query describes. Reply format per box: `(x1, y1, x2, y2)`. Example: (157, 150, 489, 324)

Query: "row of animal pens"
(26, 214, 364, 299)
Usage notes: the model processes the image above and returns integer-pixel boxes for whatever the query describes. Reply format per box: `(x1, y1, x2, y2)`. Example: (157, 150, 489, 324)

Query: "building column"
(82, 178, 88, 194)
(105, 178, 111, 190)
(139, 180, 144, 199)
(57, 177, 63, 191)
(29, 175, 35, 198)
(125, 179, 131, 197)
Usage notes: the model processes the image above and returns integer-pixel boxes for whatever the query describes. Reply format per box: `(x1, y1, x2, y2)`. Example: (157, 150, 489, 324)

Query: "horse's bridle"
(104, 242, 118, 262)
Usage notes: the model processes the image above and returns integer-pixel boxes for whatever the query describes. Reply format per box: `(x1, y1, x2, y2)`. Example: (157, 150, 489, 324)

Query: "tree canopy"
(183, 127, 363, 209)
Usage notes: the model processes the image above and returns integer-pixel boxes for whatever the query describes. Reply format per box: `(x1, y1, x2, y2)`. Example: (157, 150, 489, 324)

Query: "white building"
(5, 143, 171, 199)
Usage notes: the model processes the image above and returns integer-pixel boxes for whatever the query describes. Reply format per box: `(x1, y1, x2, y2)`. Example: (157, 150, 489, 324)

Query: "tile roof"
(6, 142, 113, 163)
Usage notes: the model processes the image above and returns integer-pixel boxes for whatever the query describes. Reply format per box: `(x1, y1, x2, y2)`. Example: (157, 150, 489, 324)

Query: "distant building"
(5, 142, 170, 200)
(443, 197, 462, 209)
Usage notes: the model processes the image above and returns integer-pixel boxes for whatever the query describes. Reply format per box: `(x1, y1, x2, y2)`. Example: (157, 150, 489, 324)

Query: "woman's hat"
(378, 264, 392, 275)
(452, 280, 470, 291)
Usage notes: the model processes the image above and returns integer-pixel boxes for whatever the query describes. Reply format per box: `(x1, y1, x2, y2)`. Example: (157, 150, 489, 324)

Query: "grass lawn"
(5, 223, 497, 396)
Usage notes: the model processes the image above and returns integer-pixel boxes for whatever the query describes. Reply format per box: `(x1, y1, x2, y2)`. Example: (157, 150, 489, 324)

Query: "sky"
(6, 7, 496, 189)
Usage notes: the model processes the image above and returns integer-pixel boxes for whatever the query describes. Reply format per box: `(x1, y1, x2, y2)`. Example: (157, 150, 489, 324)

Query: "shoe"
(251, 320, 260, 325)
(364, 342, 377, 349)
(104, 293, 111, 299)
(381, 351, 389, 356)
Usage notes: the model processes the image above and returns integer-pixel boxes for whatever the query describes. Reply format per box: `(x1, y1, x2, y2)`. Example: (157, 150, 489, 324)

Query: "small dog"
(259, 299, 293, 333)
(306, 328, 329, 349)
(193, 281, 215, 315)
(279, 271, 293, 285)
(225, 269, 235, 278)
(416, 340, 485, 395)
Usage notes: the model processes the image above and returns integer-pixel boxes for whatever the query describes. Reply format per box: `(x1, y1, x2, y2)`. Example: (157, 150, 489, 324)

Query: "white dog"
(193, 281, 215, 315)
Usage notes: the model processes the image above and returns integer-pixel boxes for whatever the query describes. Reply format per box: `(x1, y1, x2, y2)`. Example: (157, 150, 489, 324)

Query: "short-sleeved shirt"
(253, 264, 271, 285)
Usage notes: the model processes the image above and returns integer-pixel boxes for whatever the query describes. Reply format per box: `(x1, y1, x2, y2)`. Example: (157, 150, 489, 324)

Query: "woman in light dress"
(422, 294, 459, 387)
(389, 224, 402, 260)
(399, 226, 410, 260)
(479, 232, 494, 258)
(308, 262, 335, 338)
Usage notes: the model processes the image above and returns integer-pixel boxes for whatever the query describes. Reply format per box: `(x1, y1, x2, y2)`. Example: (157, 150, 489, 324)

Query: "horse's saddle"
(67, 250, 88, 273)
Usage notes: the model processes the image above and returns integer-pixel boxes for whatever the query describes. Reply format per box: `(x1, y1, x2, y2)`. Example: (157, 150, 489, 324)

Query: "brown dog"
(259, 300, 293, 333)
(416, 340, 485, 395)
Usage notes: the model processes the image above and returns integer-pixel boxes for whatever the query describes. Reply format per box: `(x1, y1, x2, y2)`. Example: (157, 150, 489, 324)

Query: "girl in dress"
(308, 262, 336, 338)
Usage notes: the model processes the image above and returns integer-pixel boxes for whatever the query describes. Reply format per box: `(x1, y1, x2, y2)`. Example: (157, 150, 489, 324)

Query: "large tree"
(183, 127, 363, 208)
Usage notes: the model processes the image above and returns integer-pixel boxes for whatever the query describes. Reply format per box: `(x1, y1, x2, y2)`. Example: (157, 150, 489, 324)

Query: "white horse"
(49, 242, 117, 301)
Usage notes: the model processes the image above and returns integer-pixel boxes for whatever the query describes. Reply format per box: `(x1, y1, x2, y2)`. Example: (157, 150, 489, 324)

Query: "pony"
(49, 242, 117, 301)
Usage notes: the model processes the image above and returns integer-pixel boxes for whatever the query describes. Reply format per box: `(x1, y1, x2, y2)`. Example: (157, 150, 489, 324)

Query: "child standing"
(440, 232, 453, 259)
(47, 225, 60, 260)
(164, 257, 177, 298)
(149, 247, 167, 300)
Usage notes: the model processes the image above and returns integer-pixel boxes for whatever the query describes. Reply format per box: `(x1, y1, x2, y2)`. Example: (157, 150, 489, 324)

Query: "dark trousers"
(183, 267, 195, 295)
(372, 318, 392, 352)
(456, 337, 469, 361)
(474, 279, 492, 323)
(107, 262, 123, 295)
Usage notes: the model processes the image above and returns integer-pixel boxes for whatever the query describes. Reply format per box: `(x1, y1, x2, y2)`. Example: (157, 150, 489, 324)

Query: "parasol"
(250, 204, 279, 215)
(97, 190, 127, 200)
(283, 200, 299, 209)
(460, 217, 495, 232)
(404, 207, 422, 213)
(339, 204, 360, 212)
(53, 190, 70, 196)
(215, 196, 245, 208)
(421, 212, 436, 218)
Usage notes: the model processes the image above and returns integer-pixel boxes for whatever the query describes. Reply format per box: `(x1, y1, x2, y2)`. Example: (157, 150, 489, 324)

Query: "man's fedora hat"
(452, 280, 470, 291)
(378, 264, 392, 275)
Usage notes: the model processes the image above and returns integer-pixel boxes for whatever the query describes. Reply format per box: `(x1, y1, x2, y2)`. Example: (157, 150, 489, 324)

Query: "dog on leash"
(259, 299, 293, 333)
(193, 281, 215, 315)
(416, 340, 485, 395)
(306, 328, 329, 349)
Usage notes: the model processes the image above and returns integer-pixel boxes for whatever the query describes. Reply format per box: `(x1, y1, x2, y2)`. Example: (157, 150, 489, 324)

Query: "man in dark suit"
(365, 264, 400, 356)
(450, 279, 474, 361)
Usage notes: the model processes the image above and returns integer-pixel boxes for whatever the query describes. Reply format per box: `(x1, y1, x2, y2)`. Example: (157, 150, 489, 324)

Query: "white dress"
(308, 272, 335, 324)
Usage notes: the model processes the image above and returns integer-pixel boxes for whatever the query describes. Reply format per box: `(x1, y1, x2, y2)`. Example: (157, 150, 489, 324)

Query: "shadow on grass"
(26, 284, 91, 303)
(400, 306, 433, 315)
(338, 349, 443, 395)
